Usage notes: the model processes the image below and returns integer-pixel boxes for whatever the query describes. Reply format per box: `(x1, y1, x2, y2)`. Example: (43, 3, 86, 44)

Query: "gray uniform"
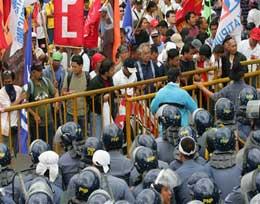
(0, 167, 15, 188)
(19, 177, 63, 204)
(156, 137, 175, 163)
(68, 172, 135, 203)
(224, 186, 245, 204)
(58, 151, 81, 188)
(108, 150, 134, 184)
(175, 160, 211, 204)
(206, 152, 242, 199)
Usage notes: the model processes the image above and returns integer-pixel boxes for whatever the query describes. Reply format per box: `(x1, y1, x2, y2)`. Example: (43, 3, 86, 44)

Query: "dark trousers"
(2, 126, 18, 156)
(29, 123, 54, 149)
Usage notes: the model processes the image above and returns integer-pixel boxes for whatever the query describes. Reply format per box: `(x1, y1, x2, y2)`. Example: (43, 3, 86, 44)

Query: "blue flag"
(20, 14, 32, 154)
(122, 0, 133, 42)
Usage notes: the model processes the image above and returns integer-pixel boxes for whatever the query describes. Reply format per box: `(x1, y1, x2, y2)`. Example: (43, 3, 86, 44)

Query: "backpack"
(66, 71, 90, 92)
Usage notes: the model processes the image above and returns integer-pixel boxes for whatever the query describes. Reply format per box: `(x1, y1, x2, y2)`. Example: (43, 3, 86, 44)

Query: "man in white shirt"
(132, 0, 143, 23)
(247, 3, 260, 27)
(238, 27, 260, 72)
(113, 58, 137, 96)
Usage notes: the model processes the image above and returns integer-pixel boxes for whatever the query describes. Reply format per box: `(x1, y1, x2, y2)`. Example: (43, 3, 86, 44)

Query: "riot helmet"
(133, 146, 158, 174)
(26, 177, 54, 204)
(135, 188, 162, 204)
(214, 127, 236, 152)
(250, 194, 260, 204)
(136, 134, 157, 152)
(143, 169, 161, 189)
(159, 105, 182, 129)
(54, 122, 83, 150)
(205, 128, 217, 154)
(239, 87, 258, 109)
(87, 189, 112, 204)
(192, 108, 213, 135)
(75, 167, 101, 201)
(0, 143, 11, 167)
(102, 123, 124, 151)
(92, 150, 110, 174)
(187, 172, 210, 193)
(192, 178, 220, 204)
(178, 126, 198, 142)
(215, 98, 235, 122)
(250, 130, 260, 146)
(29, 139, 50, 164)
(243, 148, 260, 175)
(81, 137, 103, 165)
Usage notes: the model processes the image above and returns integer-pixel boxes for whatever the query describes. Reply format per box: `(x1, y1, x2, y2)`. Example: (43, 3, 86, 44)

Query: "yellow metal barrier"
(125, 69, 260, 154)
(1, 59, 260, 154)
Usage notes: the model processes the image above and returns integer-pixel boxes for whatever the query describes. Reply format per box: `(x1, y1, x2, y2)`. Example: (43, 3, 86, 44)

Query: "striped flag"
(20, 14, 32, 154)
(122, 0, 133, 43)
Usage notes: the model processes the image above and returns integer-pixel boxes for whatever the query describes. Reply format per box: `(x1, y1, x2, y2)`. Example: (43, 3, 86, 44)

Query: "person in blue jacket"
(151, 68, 198, 126)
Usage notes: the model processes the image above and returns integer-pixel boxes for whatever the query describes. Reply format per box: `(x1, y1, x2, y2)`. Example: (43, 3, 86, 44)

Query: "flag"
(202, 0, 211, 21)
(112, 0, 121, 62)
(54, 0, 84, 47)
(9, 0, 25, 57)
(2, 0, 11, 25)
(122, 0, 133, 43)
(176, 0, 202, 31)
(24, 0, 37, 7)
(84, 0, 101, 48)
(20, 14, 32, 154)
(214, 0, 242, 46)
(0, 10, 8, 49)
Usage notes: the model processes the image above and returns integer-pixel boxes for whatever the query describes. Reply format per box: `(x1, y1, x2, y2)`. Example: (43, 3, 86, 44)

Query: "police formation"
(2, 88, 260, 203)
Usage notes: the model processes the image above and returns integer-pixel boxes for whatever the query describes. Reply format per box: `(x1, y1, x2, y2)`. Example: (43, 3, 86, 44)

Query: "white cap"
(127, 67, 137, 74)
(36, 151, 59, 182)
(92, 150, 110, 173)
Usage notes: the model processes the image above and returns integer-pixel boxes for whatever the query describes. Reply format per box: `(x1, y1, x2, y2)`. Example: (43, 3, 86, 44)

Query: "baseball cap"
(92, 150, 110, 173)
(150, 19, 159, 28)
(124, 58, 137, 73)
(250, 27, 260, 41)
(52, 51, 63, 61)
(151, 29, 159, 37)
(31, 61, 43, 72)
(191, 39, 202, 51)
(171, 33, 184, 49)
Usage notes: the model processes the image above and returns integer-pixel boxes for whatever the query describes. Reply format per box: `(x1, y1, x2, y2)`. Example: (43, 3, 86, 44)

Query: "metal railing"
(1, 59, 259, 154)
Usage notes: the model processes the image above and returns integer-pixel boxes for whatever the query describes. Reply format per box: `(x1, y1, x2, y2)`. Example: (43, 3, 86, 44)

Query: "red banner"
(84, 0, 101, 48)
(54, 0, 84, 47)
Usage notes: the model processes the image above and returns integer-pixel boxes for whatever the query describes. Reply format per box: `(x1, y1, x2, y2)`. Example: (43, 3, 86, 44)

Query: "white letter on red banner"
(54, 0, 84, 46)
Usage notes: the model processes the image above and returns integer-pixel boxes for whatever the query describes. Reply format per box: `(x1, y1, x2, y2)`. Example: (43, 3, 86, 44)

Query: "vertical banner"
(122, 0, 133, 43)
(9, 0, 25, 57)
(84, 0, 101, 48)
(54, 0, 84, 47)
(214, 0, 242, 46)
(112, 0, 121, 62)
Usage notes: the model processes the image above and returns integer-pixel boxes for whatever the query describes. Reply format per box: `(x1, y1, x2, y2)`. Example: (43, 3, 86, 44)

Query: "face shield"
(164, 126, 179, 146)
(153, 168, 181, 190)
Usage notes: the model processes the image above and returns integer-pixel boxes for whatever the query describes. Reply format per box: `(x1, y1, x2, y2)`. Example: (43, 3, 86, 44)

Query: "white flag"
(214, 0, 242, 46)
(24, 0, 38, 7)
(9, 0, 26, 57)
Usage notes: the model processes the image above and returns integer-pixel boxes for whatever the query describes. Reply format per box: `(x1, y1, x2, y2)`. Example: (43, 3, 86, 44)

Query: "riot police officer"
(55, 122, 85, 188)
(156, 105, 182, 163)
(237, 87, 258, 143)
(80, 137, 103, 169)
(174, 136, 210, 204)
(8, 139, 50, 203)
(169, 126, 206, 171)
(89, 150, 135, 202)
(63, 166, 101, 203)
(130, 134, 168, 169)
(0, 143, 14, 188)
(206, 127, 241, 199)
(102, 123, 133, 184)
(135, 188, 162, 204)
(132, 168, 161, 198)
(191, 178, 221, 204)
(192, 108, 213, 158)
(130, 146, 159, 187)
